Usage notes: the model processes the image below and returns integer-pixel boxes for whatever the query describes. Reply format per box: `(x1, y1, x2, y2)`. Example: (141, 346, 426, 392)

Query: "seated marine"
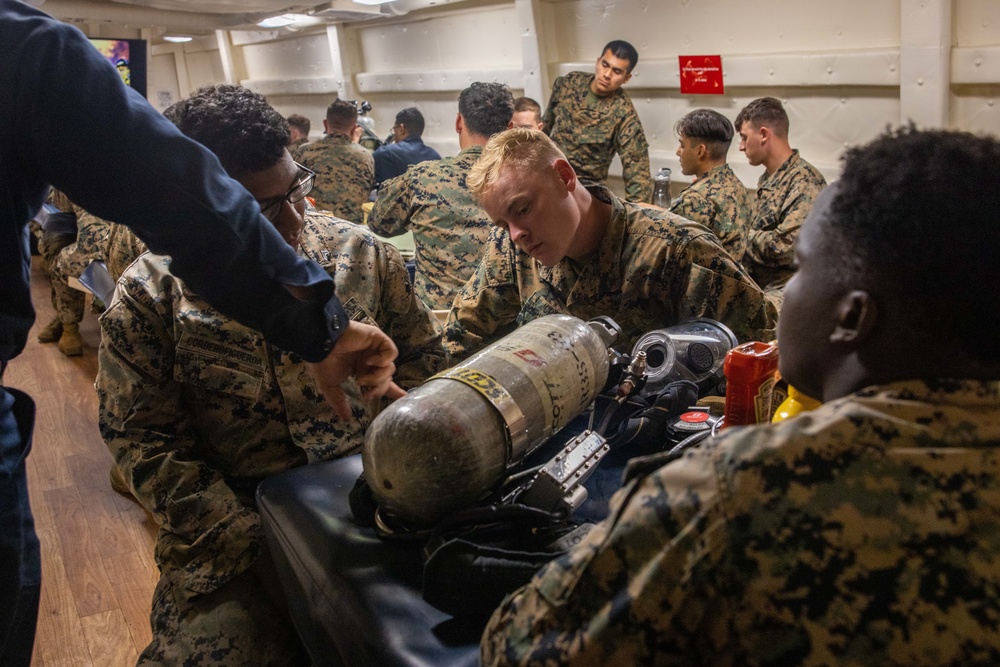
(95, 84, 446, 666)
(444, 128, 774, 361)
(482, 127, 1000, 666)
(36, 190, 110, 356)
(369, 82, 515, 311)
(669, 108, 753, 263)
(372, 106, 441, 187)
(294, 98, 375, 224)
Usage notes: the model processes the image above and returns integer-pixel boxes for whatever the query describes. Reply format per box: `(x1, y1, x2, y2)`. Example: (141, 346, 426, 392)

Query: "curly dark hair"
(829, 125, 1000, 363)
(164, 84, 289, 179)
(458, 82, 514, 139)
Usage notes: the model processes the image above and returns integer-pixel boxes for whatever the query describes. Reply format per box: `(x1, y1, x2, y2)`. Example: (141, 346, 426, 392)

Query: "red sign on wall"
(679, 55, 724, 95)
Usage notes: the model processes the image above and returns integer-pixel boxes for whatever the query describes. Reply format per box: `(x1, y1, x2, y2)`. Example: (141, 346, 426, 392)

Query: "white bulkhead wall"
(143, 0, 999, 193)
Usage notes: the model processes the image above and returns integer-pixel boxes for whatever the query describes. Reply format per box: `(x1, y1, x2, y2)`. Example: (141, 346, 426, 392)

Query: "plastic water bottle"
(651, 167, 671, 207)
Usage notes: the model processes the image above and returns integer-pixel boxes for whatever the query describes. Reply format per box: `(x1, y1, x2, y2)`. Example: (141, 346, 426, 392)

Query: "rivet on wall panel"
(890, 64, 896, 71)
(917, 78, 924, 86)
(841, 98, 847, 104)
(975, 58, 983, 67)
(768, 68, 775, 75)
(989, 100, 995, 107)
(827, 67, 833, 74)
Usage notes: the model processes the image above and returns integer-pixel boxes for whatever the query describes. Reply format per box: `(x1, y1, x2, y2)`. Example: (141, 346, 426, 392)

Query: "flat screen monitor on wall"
(88, 38, 148, 98)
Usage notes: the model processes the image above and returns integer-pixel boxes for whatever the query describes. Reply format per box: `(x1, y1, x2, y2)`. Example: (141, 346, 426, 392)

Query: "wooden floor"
(7, 258, 158, 667)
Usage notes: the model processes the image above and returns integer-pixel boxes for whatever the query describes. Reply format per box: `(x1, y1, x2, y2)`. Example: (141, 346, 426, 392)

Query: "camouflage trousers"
(37, 230, 82, 323)
(139, 552, 309, 667)
(50, 241, 93, 326)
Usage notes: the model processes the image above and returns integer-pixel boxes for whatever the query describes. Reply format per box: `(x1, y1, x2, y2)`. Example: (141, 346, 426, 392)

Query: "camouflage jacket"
(483, 378, 1000, 666)
(105, 222, 149, 282)
(288, 137, 308, 152)
(52, 204, 110, 278)
(295, 133, 375, 224)
(369, 146, 491, 310)
(43, 196, 110, 277)
(745, 150, 826, 291)
(96, 210, 446, 597)
(37, 189, 78, 262)
(543, 71, 652, 203)
(445, 185, 775, 360)
(669, 163, 752, 263)
(47, 187, 74, 214)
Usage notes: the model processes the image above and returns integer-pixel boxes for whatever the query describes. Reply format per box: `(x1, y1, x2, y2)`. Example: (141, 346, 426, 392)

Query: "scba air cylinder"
(363, 315, 615, 526)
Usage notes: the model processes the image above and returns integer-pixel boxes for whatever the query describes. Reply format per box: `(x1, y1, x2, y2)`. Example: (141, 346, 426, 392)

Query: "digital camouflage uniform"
(369, 146, 491, 310)
(288, 136, 308, 153)
(48, 201, 111, 324)
(745, 150, 826, 299)
(294, 133, 375, 224)
(543, 71, 652, 203)
(36, 189, 77, 312)
(445, 185, 775, 361)
(105, 222, 149, 282)
(96, 209, 447, 666)
(669, 163, 753, 264)
(483, 378, 1000, 667)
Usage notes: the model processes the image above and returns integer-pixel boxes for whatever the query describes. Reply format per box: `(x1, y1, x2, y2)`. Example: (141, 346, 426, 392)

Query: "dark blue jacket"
(373, 137, 441, 186)
(0, 0, 347, 367)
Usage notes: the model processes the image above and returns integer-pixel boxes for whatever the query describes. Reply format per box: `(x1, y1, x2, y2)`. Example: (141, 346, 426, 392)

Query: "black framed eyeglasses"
(259, 163, 316, 222)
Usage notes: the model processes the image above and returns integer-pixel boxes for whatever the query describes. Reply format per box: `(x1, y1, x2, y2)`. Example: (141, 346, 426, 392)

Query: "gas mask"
(630, 319, 737, 397)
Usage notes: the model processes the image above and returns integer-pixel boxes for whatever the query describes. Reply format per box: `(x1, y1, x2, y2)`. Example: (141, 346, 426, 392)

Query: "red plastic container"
(723, 341, 779, 428)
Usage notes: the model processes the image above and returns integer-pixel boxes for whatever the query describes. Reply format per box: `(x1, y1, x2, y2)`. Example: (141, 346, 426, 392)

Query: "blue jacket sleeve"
(373, 144, 404, 186)
(2, 1, 345, 362)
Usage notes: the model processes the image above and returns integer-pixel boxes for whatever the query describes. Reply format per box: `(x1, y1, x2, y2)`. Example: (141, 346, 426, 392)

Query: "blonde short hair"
(468, 128, 567, 199)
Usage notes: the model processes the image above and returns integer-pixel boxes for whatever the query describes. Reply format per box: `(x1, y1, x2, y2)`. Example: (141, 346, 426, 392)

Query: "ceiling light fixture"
(256, 14, 298, 28)
(163, 35, 193, 43)
(352, 0, 397, 5)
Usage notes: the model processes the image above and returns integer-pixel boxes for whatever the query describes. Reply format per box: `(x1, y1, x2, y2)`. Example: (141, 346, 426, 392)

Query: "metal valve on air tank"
(362, 315, 621, 527)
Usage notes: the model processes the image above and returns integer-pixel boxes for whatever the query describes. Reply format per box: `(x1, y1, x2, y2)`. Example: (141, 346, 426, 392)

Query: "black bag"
(421, 520, 595, 621)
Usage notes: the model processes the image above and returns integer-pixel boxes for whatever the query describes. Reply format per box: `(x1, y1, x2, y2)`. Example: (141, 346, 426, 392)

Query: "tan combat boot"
(37, 317, 63, 343)
(58, 322, 83, 356)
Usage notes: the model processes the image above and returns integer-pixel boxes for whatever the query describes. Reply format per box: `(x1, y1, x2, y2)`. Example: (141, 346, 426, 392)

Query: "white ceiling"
(31, 0, 473, 37)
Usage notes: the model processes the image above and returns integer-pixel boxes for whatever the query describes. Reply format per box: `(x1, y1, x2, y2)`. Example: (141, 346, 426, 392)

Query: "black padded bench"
(257, 456, 481, 667)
